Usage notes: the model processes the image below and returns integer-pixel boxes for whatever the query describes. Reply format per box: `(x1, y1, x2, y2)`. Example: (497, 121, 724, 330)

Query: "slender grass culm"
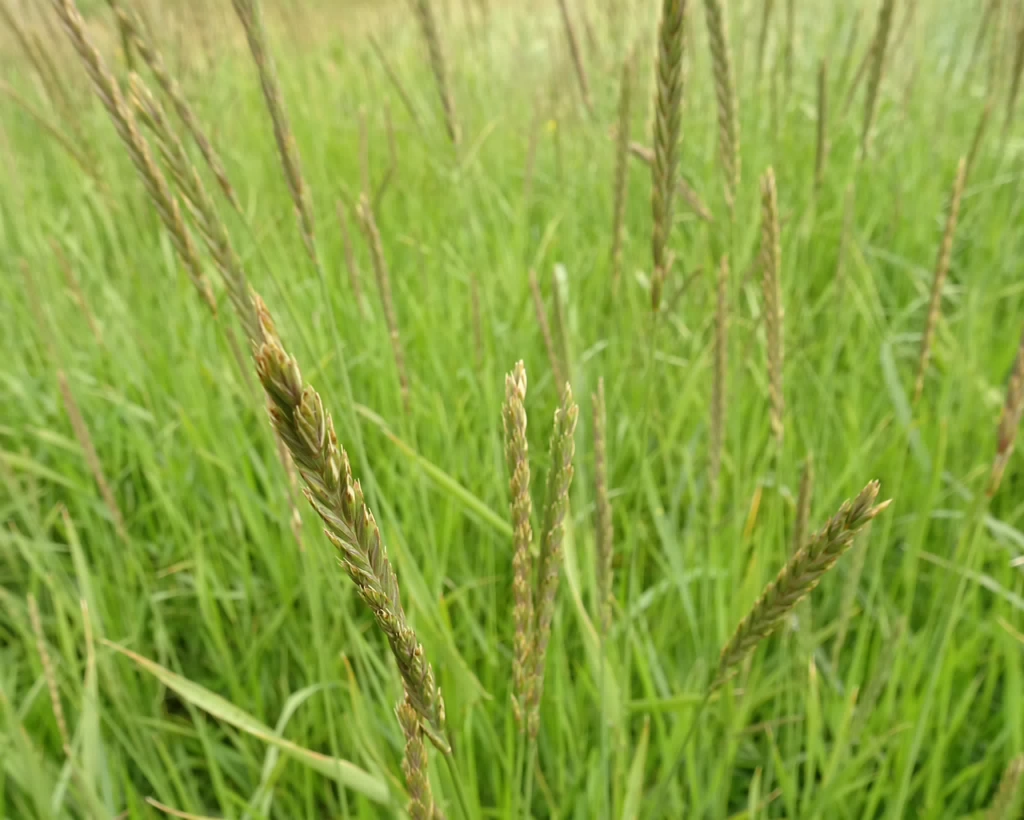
(556, 0, 594, 114)
(610, 51, 634, 293)
(592, 377, 614, 631)
(861, 0, 896, 157)
(759, 168, 785, 449)
(815, 58, 829, 189)
(412, 0, 461, 146)
(989, 325, 1024, 497)
(709, 254, 728, 499)
(913, 157, 967, 405)
(650, 0, 687, 312)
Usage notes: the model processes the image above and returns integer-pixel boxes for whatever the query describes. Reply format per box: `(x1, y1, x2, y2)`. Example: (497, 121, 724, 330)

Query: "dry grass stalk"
(502, 362, 534, 729)
(412, 0, 461, 146)
(837, 7, 863, 94)
(650, 0, 688, 312)
(110, 0, 240, 211)
(710, 255, 728, 497)
(51, 240, 103, 348)
(988, 755, 1024, 820)
(469, 269, 483, 367)
(232, 0, 318, 263)
(966, 98, 994, 182)
(57, 370, 129, 545)
(27, 594, 71, 757)
(610, 52, 634, 291)
(368, 35, 423, 131)
(397, 696, 437, 820)
(528, 383, 579, 738)
(1004, 14, 1024, 139)
(336, 200, 365, 313)
(965, 0, 1001, 87)
(357, 194, 411, 415)
(254, 299, 448, 751)
(913, 157, 966, 404)
(989, 325, 1024, 496)
(754, 0, 775, 87)
(592, 377, 614, 631)
(550, 269, 572, 388)
(50, 0, 217, 316)
(713, 481, 890, 689)
(783, 0, 795, 94)
(759, 168, 784, 448)
(702, 0, 740, 210)
(861, 0, 896, 156)
(556, 0, 593, 114)
(523, 97, 542, 206)
(528, 269, 566, 389)
(375, 103, 399, 209)
(815, 59, 829, 190)
(629, 141, 713, 223)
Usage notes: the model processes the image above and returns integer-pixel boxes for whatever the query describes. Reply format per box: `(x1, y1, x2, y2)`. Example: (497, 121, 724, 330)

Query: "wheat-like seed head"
(356, 195, 411, 415)
(412, 0, 460, 146)
(709, 254, 728, 497)
(713, 481, 891, 689)
(861, 0, 895, 156)
(990, 325, 1024, 496)
(914, 157, 966, 404)
(528, 383, 579, 738)
(51, 0, 218, 317)
(254, 300, 447, 751)
(557, 0, 593, 114)
(611, 52, 634, 292)
(630, 141, 714, 223)
(651, 0, 687, 312)
(232, 0, 317, 263)
(27, 594, 71, 758)
(759, 168, 784, 448)
(110, 0, 240, 211)
(502, 362, 534, 729)
(397, 695, 436, 820)
(592, 377, 614, 632)
(702, 0, 739, 210)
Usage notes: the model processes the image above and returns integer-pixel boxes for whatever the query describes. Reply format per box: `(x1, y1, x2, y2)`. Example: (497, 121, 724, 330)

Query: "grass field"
(2, 0, 1024, 817)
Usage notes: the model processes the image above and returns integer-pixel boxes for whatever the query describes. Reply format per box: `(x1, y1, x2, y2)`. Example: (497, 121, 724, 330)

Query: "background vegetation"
(1, 0, 1023, 817)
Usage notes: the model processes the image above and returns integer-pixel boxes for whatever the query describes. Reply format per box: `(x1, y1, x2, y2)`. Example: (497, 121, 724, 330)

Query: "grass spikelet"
(592, 377, 614, 631)
(528, 269, 566, 390)
(913, 157, 966, 404)
(556, 0, 593, 114)
(630, 141, 713, 222)
(610, 52, 634, 292)
(709, 254, 728, 498)
(528, 383, 579, 738)
(1004, 13, 1024, 139)
(650, 0, 687, 312)
(412, 0, 461, 146)
(988, 755, 1024, 820)
(27, 594, 71, 758)
(815, 58, 829, 190)
(254, 299, 448, 752)
(861, 0, 895, 156)
(50, 0, 217, 317)
(397, 696, 436, 820)
(357, 194, 411, 415)
(57, 370, 129, 545)
(109, 0, 240, 211)
(232, 0, 317, 262)
(703, 0, 740, 210)
(502, 362, 534, 728)
(713, 481, 891, 689)
(989, 326, 1024, 496)
(759, 168, 784, 448)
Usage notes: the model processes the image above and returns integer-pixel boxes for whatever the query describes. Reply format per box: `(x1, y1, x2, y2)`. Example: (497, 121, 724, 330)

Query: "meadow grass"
(1, 0, 1023, 817)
